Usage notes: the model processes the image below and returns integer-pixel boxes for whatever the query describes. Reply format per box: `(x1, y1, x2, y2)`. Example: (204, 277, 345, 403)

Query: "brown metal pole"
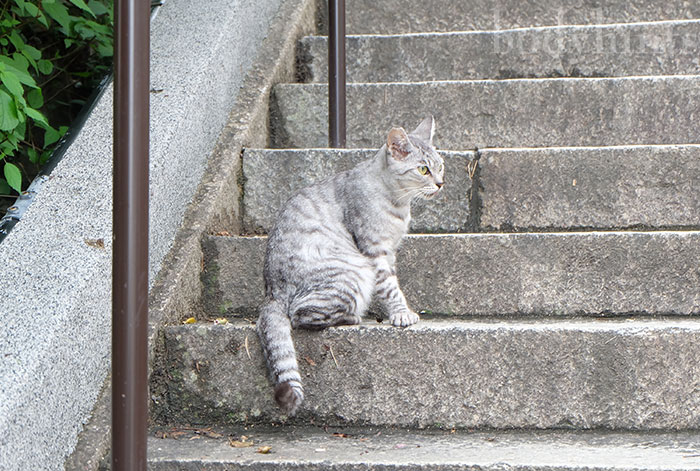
(328, 0, 346, 147)
(112, 0, 150, 469)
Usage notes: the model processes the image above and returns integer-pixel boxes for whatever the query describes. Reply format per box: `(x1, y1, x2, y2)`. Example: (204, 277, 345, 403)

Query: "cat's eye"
(418, 165, 429, 175)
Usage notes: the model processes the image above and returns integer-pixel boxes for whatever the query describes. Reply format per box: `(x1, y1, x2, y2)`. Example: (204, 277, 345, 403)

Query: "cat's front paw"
(390, 309, 419, 327)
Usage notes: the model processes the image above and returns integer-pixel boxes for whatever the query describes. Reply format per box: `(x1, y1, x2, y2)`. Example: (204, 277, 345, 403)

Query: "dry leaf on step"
(229, 437, 254, 448)
(84, 238, 105, 249)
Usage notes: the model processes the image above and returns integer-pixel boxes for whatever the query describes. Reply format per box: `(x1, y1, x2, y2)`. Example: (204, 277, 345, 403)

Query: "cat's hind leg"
(290, 262, 375, 330)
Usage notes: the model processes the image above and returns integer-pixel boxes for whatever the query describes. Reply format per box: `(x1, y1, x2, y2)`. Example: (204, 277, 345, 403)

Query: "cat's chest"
(375, 206, 411, 248)
(390, 212, 410, 238)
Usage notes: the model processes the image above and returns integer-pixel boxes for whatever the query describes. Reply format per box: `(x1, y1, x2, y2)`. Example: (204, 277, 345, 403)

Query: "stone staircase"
(148, 1, 700, 468)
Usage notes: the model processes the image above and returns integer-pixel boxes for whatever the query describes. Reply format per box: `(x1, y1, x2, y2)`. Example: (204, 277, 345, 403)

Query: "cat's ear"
(387, 127, 412, 161)
(412, 115, 435, 144)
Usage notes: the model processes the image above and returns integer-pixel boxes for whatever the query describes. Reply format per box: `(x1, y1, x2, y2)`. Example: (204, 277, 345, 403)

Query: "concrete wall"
(0, 0, 282, 468)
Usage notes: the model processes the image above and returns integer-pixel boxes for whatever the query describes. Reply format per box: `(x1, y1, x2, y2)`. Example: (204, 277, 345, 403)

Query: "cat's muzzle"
(425, 187, 443, 199)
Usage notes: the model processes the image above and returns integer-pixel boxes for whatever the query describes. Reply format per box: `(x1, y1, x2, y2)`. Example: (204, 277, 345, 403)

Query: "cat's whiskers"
(393, 187, 424, 204)
(388, 184, 422, 195)
(390, 183, 426, 197)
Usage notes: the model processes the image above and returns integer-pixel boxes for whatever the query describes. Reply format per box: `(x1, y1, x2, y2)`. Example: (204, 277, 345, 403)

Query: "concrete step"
(158, 318, 700, 429)
(148, 426, 700, 470)
(241, 146, 700, 234)
(478, 145, 700, 231)
(321, 0, 700, 34)
(303, 21, 700, 83)
(271, 76, 700, 149)
(241, 148, 476, 234)
(201, 232, 700, 318)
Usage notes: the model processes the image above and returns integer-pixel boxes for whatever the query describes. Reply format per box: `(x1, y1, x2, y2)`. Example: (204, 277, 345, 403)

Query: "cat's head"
(385, 116, 444, 202)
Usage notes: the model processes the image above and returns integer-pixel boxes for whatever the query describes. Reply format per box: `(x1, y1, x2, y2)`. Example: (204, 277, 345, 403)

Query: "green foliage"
(0, 0, 113, 196)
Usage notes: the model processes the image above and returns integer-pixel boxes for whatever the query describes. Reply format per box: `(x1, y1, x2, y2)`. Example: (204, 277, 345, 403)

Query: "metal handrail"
(110, 1, 342, 468)
(112, 0, 150, 469)
(328, 0, 346, 147)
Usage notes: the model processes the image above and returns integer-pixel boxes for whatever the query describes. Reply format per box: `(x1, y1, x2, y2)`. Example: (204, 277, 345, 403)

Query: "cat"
(256, 116, 445, 416)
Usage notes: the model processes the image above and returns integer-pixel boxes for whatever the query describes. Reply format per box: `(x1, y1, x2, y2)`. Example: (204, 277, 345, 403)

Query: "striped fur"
(256, 117, 444, 415)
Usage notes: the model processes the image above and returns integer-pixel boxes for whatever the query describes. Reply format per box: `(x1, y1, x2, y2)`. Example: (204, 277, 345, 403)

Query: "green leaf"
(40, 150, 52, 165)
(28, 147, 38, 164)
(42, 0, 72, 31)
(4, 162, 21, 193)
(69, 0, 96, 17)
(0, 56, 37, 88)
(25, 107, 49, 128)
(0, 178, 11, 195)
(83, 19, 110, 34)
(37, 59, 53, 75)
(14, 92, 26, 108)
(43, 126, 61, 147)
(13, 119, 25, 140)
(75, 22, 96, 40)
(87, 0, 109, 16)
(5, 132, 18, 146)
(0, 71, 24, 98)
(24, 2, 39, 17)
(27, 88, 43, 108)
(21, 45, 41, 61)
(21, 52, 38, 72)
(0, 130, 16, 156)
(9, 31, 25, 51)
(0, 90, 20, 131)
(35, 10, 49, 28)
(0, 17, 20, 28)
(96, 42, 113, 57)
(10, 0, 25, 15)
(11, 53, 29, 72)
(0, 141, 15, 156)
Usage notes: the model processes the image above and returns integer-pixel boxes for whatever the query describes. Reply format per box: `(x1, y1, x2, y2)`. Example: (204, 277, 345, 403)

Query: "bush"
(0, 0, 113, 198)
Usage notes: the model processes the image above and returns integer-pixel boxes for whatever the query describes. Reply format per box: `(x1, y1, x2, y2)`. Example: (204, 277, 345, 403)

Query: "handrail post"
(112, 0, 150, 469)
(328, 0, 346, 147)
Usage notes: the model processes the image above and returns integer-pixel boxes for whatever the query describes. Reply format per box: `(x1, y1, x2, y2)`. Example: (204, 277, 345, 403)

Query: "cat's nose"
(435, 181, 444, 189)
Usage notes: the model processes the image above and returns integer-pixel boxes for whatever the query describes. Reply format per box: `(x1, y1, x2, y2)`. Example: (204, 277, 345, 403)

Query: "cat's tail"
(256, 298, 304, 416)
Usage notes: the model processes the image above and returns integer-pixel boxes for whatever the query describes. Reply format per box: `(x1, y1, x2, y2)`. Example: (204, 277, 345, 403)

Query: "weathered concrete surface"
(204, 232, 700, 317)
(478, 145, 700, 230)
(321, 0, 700, 34)
(243, 146, 700, 233)
(148, 426, 700, 470)
(142, 0, 320, 435)
(0, 0, 296, 467)
(304, 21, 700, 82)
(241, 149, 475, 234)
(271, 76, 700, 149)
(160, 319, 700, 429)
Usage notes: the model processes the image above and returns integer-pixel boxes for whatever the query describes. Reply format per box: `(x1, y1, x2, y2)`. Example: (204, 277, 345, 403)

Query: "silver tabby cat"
(256, 116, 444, 415)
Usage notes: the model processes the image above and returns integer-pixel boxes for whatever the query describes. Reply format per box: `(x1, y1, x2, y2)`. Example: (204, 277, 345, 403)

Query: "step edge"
(146, 427, 700, 469)
(275, 74, 700, 87)
(207, 229, 700, 240)
(243, 143, 700, 153)
(300, 18, 700, 41)
(164, 316, 700, 332)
